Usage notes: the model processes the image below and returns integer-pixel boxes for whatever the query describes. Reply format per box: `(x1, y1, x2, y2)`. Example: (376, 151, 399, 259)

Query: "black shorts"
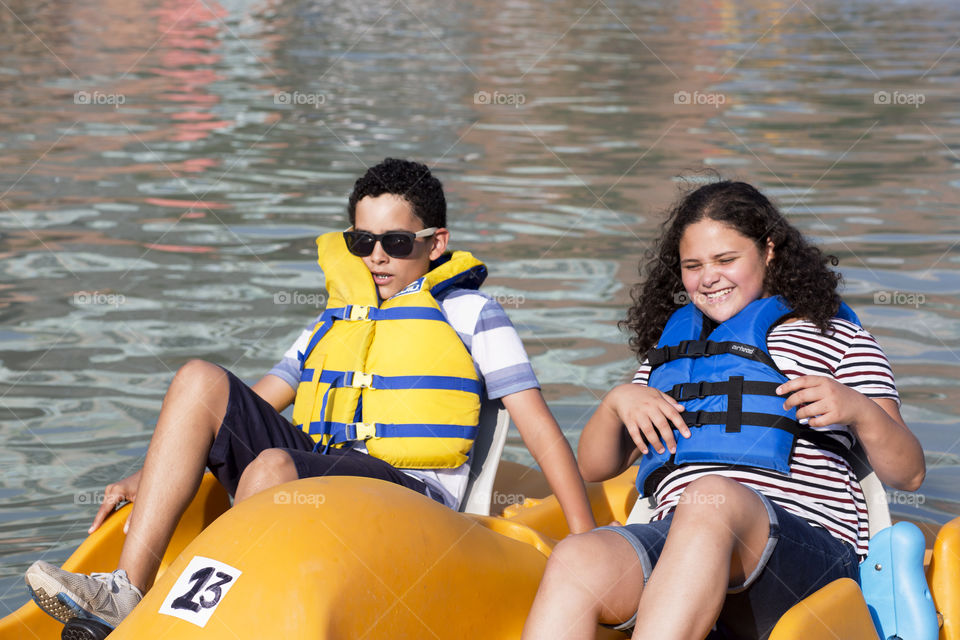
(206, 368, 435, 500)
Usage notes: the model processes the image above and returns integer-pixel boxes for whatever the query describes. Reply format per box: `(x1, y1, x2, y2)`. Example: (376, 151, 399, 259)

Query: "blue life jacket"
(635, 295, 860, 497)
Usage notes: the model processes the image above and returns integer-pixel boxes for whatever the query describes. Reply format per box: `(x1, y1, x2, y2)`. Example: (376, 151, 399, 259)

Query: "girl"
(522, 181, 925, 639)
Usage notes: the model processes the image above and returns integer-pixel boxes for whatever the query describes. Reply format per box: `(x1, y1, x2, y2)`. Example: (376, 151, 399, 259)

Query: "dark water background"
(3, 0, 960, 615)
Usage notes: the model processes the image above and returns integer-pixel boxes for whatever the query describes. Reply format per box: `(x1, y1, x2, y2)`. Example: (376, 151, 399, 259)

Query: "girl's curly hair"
(622, 180, 843, 360)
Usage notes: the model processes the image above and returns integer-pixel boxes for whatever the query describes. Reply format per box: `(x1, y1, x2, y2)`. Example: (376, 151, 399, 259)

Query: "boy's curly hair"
(347, 158, 446, 229)
(623, 180, 843, 359)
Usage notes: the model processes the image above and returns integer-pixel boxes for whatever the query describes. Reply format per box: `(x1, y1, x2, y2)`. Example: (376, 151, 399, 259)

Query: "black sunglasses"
(343, 227, 437, 258)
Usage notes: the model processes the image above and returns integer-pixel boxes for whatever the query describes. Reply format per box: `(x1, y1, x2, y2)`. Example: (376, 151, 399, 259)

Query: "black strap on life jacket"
(640, 427, 855, 497)
(665, 379, 782, 403)
(664, 376, 780, 435)
(646, 340, 780, 371)
(679, 409, 797, 432)
(700, 315, 719, 339)
(799, 430, 855, 460)
(677, 412, 854, 460)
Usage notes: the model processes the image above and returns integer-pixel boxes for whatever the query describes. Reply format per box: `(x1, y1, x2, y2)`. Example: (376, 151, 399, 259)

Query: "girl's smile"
(678, 218, 774, 323)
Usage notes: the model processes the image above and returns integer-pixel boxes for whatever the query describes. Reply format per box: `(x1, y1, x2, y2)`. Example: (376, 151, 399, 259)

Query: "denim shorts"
(600, 490, 859, 639)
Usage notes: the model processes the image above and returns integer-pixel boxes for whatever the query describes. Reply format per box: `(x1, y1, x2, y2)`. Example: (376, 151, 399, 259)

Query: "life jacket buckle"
(348, 371, 374, 389)
(679, 340, 709, 357)
(347, 422, 377, 440)
(674, 381, 707, 401)
(347, 305, 370, 321)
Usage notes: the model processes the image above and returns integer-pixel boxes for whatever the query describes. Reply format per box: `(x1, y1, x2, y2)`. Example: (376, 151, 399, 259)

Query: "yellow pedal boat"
(1, 461, 958, 639)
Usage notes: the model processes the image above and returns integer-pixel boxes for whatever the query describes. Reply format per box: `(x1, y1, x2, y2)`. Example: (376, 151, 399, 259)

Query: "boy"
(25, 158, 596, 631)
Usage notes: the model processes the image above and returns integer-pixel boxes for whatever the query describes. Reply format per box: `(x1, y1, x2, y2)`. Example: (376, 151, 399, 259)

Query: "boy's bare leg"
(117, 360, 230, 592)
(234, 448, 299, 503)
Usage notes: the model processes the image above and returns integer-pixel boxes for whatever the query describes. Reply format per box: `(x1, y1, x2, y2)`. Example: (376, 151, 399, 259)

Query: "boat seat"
(625, 441, 892, 537)
(460, 399, 511, 515)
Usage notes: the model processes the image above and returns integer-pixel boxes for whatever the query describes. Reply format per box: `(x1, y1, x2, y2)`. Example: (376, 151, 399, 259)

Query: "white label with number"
(158, 556, 242, 628)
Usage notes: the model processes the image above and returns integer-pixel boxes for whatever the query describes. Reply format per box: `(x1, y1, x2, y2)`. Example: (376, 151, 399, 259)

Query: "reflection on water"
(3, 0, 960, 613)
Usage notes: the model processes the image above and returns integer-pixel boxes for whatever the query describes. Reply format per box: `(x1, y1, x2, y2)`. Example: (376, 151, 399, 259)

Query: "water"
(3, 0, 960, 616)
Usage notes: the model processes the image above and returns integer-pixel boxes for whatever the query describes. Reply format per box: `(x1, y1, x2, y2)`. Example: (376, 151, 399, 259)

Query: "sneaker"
(25, 560, 143, 628)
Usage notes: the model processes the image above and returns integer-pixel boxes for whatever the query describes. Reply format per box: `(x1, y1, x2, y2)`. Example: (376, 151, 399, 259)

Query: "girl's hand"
(778, 375, 925, 491)
(604, 384, 690, 455)
(777, 375, 868, 428)
(89, 469, 142, 534)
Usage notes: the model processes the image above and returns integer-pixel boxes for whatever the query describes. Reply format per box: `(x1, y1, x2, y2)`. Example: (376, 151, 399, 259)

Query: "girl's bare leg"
(524, 474, 772, 640)
(522, 530, 646, 640)
(631, 475, 771, 639)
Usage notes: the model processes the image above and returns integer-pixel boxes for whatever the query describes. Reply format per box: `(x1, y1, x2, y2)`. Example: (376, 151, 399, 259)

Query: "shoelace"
(88, 571, 142, 598)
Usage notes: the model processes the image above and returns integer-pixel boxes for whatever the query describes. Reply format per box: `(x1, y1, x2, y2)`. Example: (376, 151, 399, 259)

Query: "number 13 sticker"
(158, 556, 242, 628)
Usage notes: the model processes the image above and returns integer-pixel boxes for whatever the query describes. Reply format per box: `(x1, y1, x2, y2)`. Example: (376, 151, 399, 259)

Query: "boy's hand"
(777, 375, 868, 428)
(605, 384, 690, 456)
(89, 469, 142, 534)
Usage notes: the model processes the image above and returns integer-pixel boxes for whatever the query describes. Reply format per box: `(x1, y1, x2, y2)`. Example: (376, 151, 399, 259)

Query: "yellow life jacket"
(290, 232, 487, 469)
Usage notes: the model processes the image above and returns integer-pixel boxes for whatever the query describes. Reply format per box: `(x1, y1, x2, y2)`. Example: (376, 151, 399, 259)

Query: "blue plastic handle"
(859, 521, 938, 640)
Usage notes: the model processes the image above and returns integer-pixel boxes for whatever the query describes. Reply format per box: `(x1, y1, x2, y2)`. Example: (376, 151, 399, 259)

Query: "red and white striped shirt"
(632, 317, 899, 555)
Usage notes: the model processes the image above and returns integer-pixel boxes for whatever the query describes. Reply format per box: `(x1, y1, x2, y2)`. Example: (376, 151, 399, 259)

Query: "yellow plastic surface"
(928, 516, 960, 640)
(2, 465, 955, 640)
(769, 578, 880, 640)
(0, 473, 229, 640)
(110, 476, 549, 639)
(499, 463, 638, 542)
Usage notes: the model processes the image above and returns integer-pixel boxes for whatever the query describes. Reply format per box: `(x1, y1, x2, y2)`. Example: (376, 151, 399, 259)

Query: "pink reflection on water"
(144, 243, 216, 253)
